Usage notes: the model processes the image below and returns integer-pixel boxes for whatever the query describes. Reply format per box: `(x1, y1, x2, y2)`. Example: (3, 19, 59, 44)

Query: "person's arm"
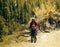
(29, 22, 32, 28)
(35, 22, 39, 28)
(35, 22, 39, 31)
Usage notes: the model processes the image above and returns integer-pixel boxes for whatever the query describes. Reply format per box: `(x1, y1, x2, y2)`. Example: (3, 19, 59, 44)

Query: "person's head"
(32, 19, 35, 22)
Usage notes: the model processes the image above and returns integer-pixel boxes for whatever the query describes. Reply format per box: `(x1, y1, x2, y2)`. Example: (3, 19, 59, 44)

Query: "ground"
(0, 29, 60, 47)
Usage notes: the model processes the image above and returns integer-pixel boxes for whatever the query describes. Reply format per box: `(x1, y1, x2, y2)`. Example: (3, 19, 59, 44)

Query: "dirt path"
(0, 29, 60, 47)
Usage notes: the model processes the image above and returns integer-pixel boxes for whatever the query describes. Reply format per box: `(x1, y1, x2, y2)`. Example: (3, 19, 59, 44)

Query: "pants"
(30, 28, 37, 43)
(31, 35, 37, 43)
